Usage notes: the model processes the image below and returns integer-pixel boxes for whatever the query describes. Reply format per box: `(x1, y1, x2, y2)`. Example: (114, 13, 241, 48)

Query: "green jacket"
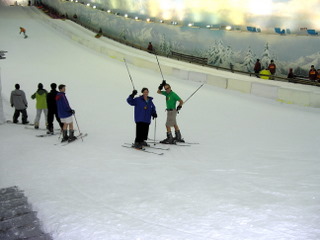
(31, 89, 48, 109)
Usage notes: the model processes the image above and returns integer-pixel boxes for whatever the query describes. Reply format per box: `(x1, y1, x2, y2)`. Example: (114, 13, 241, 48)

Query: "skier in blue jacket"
(127, 87, 157, 149)
(56, 84, 76, 142)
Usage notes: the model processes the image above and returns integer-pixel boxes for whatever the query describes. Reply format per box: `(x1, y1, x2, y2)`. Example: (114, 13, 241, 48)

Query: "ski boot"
(61, 130, 69, 142)
(47, 127, 54, 135)
(132, 142, 143, 149)
(160, 132, 175, 144)
(68, 130, 77, 142)
(142, 141, 150, 147)
(174, 130, 185, 143)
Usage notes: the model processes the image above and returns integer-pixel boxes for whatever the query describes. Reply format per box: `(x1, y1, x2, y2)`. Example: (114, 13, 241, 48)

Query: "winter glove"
(152, 112, 157, 119)
(130, 89, 138, 98)
(158, 80, 166, 90)
(177, 105, 182, 111)
(70, 109, 75, 114)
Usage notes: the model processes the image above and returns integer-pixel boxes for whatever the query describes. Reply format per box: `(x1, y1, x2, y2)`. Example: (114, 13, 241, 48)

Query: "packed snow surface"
(1, 5, 320, 240)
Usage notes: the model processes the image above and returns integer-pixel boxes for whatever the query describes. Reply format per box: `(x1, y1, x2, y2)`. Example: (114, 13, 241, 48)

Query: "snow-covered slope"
(1, 5, 320, 240)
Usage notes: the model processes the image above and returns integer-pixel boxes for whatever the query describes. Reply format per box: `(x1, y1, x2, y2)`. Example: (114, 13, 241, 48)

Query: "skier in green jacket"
(31, 83, 48, 129)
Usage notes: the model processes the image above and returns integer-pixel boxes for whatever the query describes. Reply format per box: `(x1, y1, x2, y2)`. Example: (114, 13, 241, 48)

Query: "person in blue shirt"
(127, 87, 157, 149)
(56, 84, 76, 142)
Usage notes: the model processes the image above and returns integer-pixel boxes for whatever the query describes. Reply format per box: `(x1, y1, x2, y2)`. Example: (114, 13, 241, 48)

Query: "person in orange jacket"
(19, 27, 27, 38)
(308, 65, 317, 81)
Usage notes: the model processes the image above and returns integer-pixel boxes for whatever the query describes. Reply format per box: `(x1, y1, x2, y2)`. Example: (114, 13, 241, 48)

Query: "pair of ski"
(122, 143, 169, 155)
(54, 133, 88, 146)
(147, 138, 199, 146)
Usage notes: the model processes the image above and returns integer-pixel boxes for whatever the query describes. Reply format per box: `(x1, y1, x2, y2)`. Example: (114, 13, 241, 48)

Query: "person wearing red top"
(308, 65, 317, 81)
(147, 42, 154, 53)
(268, 60, 276, 75)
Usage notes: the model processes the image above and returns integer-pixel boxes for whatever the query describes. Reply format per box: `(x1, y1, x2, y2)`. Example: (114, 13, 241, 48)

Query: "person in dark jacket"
(147, 42, 154, 53)
(56, 84, 76, 142)
(254, 59, 261, 77)
(127, 87, 157, 149)
(287, 68, 295, 81)
(46, 83, 63, 134)
(10, 84, 29, 124)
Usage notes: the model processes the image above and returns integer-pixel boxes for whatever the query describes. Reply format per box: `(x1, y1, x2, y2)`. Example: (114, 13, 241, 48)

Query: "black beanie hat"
(50, 83, 57, 90)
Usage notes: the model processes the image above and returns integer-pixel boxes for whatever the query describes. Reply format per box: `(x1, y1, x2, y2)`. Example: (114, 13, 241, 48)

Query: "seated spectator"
(259, 67, 271, 80)
(309, 65, 317, 81)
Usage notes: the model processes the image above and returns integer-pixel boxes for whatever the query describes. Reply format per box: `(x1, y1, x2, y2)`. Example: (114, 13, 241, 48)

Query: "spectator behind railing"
(309, 65, 317, 81)
(287, 68, 295, 82)
(254, 59, 261, 78)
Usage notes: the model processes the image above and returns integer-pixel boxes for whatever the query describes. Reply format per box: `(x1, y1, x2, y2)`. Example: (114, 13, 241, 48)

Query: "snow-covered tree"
(260, 42, 272, 69)
(242, 47, 256, 72)
(159, 34, 171, 56)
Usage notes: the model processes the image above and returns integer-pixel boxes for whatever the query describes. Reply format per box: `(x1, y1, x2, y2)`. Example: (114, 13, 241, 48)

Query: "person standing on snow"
(127, 88, 157, 149)
(56, 84, 76, 142)
(10, 84, 29, 124)
(157, 81, 184, 144)
(31, 83, 48, 129)
(46, 83, 63, 134)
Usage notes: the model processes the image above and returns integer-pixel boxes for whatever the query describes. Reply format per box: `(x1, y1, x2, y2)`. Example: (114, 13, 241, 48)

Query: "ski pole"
(123, 58, 136, 90)
(183, 83, 205, 105)
(155, 54, 165, 81)
(153, 118, 157, 146)
(73, 113, 83, 142)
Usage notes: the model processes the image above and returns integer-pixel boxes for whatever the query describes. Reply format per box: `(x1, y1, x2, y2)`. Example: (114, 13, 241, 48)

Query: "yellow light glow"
(88, 0, 319, 29)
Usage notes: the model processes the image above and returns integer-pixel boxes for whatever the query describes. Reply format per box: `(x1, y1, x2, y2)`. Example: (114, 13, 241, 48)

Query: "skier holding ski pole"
(127, 88, 157, 149)
(55, 84, 77, 143)
(124, 59, 158, 149)
(157, 81, 184, 144)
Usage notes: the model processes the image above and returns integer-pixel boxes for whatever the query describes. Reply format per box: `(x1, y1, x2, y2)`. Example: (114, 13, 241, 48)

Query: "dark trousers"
(135, 122, 149, 143)
(13, 109, 28, 123)
(47, 109, 63, 130)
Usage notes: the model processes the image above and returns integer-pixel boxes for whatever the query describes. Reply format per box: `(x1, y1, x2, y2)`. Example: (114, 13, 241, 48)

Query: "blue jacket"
(56, 92, 72, 118)
(127, 95, 156, 124)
